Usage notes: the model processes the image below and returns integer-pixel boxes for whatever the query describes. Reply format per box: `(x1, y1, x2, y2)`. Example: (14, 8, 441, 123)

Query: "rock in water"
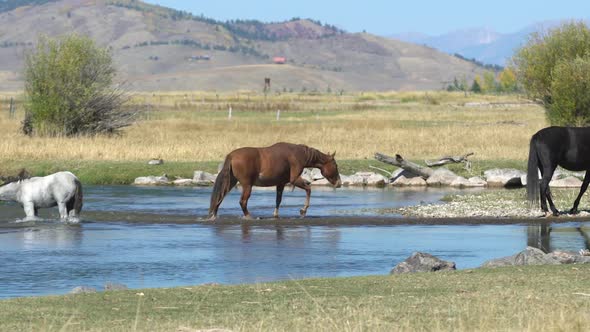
(481, 247, 561, 267)
(390, 252, 456, 274)
(70, 286, 97, 294)
(104, 282, 128, 291)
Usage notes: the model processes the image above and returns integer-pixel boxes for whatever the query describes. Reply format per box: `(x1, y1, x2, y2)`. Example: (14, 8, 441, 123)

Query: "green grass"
(0, 159, 528, 185)
(1, 265, 590, 331)
(0, 160, 218, 185)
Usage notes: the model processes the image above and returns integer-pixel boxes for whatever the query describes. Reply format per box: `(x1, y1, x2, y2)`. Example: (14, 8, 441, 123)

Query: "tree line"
(446, 68, 518, 94)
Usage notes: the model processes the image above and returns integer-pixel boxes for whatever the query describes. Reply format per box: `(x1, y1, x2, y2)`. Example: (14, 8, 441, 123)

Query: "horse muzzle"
(332, 177, 342, 188)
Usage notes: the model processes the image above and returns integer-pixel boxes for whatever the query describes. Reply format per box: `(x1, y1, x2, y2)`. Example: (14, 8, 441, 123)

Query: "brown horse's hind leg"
(239, 184, 254, 219)
(274, 184, 285, 218)
(208, 176, 238, 221)
(292, 177, 311, 217)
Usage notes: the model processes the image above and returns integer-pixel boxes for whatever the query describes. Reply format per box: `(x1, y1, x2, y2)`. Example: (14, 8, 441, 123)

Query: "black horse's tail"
(208, 156, 235, 218)
(67, 178, 83, 217)
(527, 138, 540, 207)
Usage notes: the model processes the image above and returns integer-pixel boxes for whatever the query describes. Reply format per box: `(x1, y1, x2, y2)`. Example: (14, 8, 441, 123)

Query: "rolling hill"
(0, 0, 486, 91)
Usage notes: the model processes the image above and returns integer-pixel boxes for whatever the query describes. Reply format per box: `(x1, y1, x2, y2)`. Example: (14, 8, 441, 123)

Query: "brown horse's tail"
(527, 137, 540, 208)
(208, 156, 235, 219)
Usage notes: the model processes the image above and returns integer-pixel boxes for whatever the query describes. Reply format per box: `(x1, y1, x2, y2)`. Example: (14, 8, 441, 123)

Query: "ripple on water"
(1, 186, 590, 299)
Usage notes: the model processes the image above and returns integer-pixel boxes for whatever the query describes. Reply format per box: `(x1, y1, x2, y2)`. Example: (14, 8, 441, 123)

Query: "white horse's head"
(0, 169, 30, 189)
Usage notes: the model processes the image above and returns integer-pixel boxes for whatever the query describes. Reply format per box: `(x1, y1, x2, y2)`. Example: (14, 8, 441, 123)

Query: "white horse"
(0, 171, 83, 220)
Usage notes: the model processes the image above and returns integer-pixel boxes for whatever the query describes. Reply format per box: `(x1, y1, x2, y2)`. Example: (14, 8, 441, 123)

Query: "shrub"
(512, 21, 590, 125)
(548, 56, 590, 125)
(23, 34, 136, 136)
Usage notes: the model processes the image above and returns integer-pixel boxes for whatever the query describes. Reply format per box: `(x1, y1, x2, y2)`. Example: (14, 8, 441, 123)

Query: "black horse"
(527, 126, 590, 216)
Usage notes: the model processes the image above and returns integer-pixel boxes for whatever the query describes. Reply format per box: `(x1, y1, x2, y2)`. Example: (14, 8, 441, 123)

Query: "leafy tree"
(470, 79, 482, 93)
(23, 34, 136, 136)
(548, 57, 590, 125)
(512, 21, 590, 125)
(446, 77, 467, 92)
(482, 71, 497, 93)
(498, 67, 518, 93)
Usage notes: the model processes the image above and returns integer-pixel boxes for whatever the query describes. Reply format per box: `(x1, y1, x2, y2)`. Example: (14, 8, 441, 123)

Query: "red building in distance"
(273, 57, 286, 64)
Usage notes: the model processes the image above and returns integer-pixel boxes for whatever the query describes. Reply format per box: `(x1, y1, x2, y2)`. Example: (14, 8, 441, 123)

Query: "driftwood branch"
(369, 165, 394, 178)
(374, 152, 433, 179)
(425, 152, 474, 167)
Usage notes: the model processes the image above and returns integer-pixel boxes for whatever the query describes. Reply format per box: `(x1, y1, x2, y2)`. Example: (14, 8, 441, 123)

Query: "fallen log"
(374, 152, 433, 179)
(425, 152, 474, 167)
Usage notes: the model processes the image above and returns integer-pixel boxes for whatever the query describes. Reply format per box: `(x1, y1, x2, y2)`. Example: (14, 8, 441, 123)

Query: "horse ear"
(18, 169, 30, 180)
(331, 151, 336, 158)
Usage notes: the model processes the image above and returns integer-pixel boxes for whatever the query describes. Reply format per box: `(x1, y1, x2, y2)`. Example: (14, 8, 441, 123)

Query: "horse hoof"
(569, 209, 579, 215)
(242, 215, 254, 220)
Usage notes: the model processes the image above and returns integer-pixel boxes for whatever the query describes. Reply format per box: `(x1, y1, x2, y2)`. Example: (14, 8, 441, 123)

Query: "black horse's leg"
(239, 184, 253, 219)
(540, 167, 558, 216)
(570, 171, 590, 214)
(546, 188, 559, 216)
(292, 177, 311, 217)
(274, 184, 285, 218)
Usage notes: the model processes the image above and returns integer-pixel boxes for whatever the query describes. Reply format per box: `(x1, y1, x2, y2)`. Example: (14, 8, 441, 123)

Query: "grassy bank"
(0, 158, 527, 185)
(0, 91, 540, 184)
(1, 91, 545, 163)
(1, 265, 590, 331)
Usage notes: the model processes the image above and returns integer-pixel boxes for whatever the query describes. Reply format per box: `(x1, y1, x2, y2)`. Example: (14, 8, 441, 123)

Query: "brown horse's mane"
(298, 144, 330, 166)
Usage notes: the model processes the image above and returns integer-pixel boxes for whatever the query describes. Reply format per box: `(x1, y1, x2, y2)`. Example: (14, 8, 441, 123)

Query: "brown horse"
(208, 142, 342, 220)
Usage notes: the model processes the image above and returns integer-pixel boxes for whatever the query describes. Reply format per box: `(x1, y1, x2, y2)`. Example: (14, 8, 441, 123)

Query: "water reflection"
(3, 185, 590, 298)
(208, 223, 343, 283)
(2, 221, 590, 298)
(527, 224, 551, 252)
(577, 227, 590, 249)
(2, 223, 83, 250)
(527, 224, 590, 252)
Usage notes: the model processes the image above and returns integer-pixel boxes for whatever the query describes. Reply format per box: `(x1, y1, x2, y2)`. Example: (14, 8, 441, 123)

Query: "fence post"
(9, 97, 14, 119)
(276, 109, 281, 121)
(228, 106, 232, 120)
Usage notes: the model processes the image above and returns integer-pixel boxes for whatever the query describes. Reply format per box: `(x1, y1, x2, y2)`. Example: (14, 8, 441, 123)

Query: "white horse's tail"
(70, 179, 83, 216)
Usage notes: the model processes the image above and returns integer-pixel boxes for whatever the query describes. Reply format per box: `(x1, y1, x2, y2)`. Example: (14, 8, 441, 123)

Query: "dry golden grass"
(0, 91, 547, 162)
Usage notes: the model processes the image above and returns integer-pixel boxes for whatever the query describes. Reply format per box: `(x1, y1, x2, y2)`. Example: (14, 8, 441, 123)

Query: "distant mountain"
(0, 0, 487, 91)
(0, 0, 57, 13)
(391, 22, 564, 66)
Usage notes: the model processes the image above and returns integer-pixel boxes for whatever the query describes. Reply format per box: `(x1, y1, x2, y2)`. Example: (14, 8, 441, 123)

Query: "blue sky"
(143, 0, 589, 36)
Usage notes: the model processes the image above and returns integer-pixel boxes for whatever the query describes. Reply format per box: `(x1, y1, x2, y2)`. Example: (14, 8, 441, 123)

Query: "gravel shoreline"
(393, 189, 590, 218)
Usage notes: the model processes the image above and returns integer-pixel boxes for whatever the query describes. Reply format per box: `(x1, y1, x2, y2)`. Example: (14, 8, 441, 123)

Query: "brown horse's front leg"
(292, 177, 311, 217)
(240, 184, 253, 219)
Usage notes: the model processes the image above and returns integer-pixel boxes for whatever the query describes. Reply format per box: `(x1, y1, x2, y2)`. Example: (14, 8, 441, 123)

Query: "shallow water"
(0, 186, 589, 299)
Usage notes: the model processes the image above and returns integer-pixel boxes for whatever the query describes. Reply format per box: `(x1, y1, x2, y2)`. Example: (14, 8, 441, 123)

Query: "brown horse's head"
(321, 152, 341, 188)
